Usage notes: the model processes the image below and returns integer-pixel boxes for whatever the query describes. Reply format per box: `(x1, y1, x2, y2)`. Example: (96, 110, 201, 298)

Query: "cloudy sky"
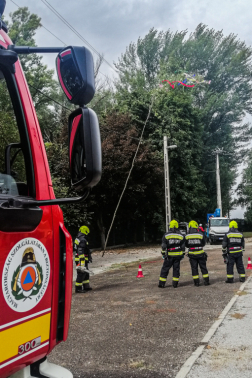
(4, 0, 252, 79)
(4, 0, 251, 217)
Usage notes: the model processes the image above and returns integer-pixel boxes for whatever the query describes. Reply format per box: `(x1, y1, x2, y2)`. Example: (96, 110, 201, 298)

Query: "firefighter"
(222, 220, 245, 283)
(158, 219, 185, 288)
(185, 220, 210, 286)
(198, 224, 204, 234)
(74, 225, 93, 293)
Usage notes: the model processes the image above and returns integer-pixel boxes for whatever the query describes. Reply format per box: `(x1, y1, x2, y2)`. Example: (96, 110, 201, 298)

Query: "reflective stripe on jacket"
(185, 228, 205, 255)
(222, 228, 244, 254)
(161, 228, 185, 256)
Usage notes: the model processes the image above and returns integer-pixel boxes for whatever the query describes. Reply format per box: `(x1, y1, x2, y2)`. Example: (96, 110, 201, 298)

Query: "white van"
(208, 217, 230, 244)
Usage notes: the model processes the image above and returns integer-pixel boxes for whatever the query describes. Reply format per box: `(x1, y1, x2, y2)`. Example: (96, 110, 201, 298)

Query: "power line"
(10, 0, 67, 45)
(40, 0, 118, 75)
(9, 0, 109, 79)
(29, 83, 72, 112)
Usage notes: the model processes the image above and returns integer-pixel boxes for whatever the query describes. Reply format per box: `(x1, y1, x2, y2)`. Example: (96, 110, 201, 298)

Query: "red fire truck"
(0, 1, 101, 377)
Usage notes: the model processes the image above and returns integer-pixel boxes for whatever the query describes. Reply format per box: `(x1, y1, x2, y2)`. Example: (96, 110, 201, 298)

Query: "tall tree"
(115, 25, 252, 218)
(236, 151, 252, 223)
(89, 111, 164, 248)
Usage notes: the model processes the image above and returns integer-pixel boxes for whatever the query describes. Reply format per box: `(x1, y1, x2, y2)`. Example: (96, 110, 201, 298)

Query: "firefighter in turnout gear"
(185, 220, 210, 286)
(222, 220, 245, 283)
(158, 220, 185, 288)
(74, 225, 93, 293)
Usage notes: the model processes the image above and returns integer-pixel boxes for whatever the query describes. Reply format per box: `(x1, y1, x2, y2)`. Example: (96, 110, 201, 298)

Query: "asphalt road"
(49, 243, 252, 378)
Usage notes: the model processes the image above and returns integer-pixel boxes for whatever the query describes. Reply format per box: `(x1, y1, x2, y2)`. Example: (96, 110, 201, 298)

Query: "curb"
(174, 276, 252, 378)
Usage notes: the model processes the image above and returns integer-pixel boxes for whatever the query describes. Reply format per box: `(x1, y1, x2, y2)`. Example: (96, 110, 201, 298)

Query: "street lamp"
(164, 136, 177, 232)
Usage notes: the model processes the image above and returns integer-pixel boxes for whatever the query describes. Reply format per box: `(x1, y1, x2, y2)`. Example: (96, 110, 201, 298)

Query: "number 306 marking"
(18, 336, 41, 355)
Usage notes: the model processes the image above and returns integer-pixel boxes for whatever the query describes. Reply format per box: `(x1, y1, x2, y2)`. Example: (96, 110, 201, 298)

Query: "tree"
(7, 7, 61, 143)
(236, 151, 252, 223)
(89, 111, 163, 248)
(115, 25, 252, 218)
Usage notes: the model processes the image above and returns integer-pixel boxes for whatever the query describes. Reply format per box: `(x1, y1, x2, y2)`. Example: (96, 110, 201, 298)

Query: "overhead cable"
(10, 0, 67, 45)
(10, 0, 108, 78)
(40, 0, 118, 74)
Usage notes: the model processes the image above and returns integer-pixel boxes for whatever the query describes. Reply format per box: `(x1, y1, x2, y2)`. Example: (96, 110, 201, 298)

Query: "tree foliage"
(2, 8, 252, 244)
(115, 25, 252, 219)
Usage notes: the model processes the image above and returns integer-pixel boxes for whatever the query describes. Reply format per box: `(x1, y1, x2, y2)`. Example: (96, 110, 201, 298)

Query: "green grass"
(243, 232, 252, 238)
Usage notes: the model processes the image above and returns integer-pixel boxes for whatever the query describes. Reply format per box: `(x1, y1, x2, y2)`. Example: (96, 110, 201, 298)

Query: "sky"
(4, 0, 252, 218)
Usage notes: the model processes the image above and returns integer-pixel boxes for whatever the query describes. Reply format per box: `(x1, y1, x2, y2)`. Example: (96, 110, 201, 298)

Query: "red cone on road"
(246, 257, 252, 270)
(136, 264, 144, 278)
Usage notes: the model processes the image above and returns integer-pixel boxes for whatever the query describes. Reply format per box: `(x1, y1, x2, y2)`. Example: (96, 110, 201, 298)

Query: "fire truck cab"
(0, 1, 101, 377)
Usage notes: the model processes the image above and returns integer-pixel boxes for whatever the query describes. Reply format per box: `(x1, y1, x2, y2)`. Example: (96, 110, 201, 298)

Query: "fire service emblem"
(2, 238, 50, 312)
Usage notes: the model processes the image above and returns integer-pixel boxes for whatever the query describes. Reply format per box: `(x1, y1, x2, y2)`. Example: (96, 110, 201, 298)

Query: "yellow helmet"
(79, 225, 90, 235)
(189, 220, 198, 229)
(169, 219, 179, 228)
(229, 220, 238, 229)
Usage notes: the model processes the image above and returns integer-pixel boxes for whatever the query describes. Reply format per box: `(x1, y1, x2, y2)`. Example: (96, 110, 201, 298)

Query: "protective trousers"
(159, 257, 181, 286)
(189, 255, 209, 285)
(75, 262, 90, 288)
(75, 271, 86, 288)
(226, 252, 245, 282)
(83, 261, 90, 289)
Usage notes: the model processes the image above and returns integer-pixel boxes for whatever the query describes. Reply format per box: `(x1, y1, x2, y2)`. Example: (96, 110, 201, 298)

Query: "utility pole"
(164, 136, 170, 232)
(216, 152, 222, 216)
(212, 150, 223, 217)
(163, 136, 177, 232)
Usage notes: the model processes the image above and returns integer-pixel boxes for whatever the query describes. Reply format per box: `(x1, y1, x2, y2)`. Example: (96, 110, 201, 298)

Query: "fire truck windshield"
(0, 69, 31, 197)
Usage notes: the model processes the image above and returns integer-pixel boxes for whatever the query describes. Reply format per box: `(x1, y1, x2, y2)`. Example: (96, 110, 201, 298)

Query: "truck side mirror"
(69, 107, 101, 190)
(56, 46, 95, 106)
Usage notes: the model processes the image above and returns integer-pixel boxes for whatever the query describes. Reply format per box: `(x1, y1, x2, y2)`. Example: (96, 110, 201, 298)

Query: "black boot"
(240, 278, 245, 283)
(158, 281, 165, 288)
(204, 278, 210, 286)
(194, 279, 200, 287)
(83, 283, 93, 291)
(172, 282, 178, 288)
(225, 279, 234, 284)
(75, 286, 86, 293)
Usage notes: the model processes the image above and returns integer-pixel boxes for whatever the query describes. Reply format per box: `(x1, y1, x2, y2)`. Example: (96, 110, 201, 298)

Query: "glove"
(222, 253, 228, 264)
(161, 251, 166, 259)
(204, 252, 208, 261)
(89, 255, 93, 263)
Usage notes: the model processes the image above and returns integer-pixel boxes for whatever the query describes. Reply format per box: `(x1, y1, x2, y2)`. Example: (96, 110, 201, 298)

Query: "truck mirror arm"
(5, 188, 90, 208)
(8, 45, 64, 54)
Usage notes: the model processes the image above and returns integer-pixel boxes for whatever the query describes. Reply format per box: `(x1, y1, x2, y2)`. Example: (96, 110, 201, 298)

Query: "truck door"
(0, 61, 53, 377)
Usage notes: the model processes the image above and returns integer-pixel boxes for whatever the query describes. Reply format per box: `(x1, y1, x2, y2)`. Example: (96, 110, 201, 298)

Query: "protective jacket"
(159, 227, 185, 287)
(222, 227, 244, 254)
(74, 231, 91, 266)
(74, 231, 92, 291)
(222, 227, 245, 282)
(185, 227, 205, 257)
(161, 227, 185, 258)
(185, 227, 209, 285)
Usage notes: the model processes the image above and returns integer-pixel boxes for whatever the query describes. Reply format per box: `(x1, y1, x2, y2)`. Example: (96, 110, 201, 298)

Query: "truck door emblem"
(2, 238, 50, 312)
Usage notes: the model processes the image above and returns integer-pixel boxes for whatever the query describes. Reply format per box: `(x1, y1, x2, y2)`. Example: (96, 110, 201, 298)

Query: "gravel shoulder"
(186, 277, 252, 378)
(49, 242, 252, 378)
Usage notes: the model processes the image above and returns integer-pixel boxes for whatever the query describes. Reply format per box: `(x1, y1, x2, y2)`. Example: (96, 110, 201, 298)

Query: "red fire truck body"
(0, 6, 101, 376)
(0, 27, 73, 378)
